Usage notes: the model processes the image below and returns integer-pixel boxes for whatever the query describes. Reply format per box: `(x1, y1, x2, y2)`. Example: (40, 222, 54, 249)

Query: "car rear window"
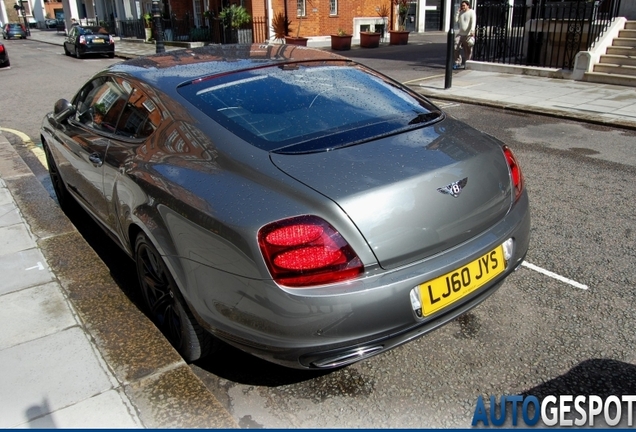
(177, 62, 442, 153)
(80, 26, 109, 35)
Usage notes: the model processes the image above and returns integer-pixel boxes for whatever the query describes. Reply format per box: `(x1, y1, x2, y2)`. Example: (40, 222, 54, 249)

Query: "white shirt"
(455, 8, 476, 36)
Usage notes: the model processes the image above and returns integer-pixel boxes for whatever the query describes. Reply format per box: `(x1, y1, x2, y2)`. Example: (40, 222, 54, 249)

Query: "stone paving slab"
(21, 388, 143, 428)
(0, 202, 21, 227)
(0, 282, 75, 350)
(0, 248, 54, 295)
(0, 224, 36, 257)
(0, 327, 120, 428)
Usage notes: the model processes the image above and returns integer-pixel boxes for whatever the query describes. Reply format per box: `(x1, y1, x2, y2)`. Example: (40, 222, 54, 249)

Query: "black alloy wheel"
(135, 233, 213, 362)
(43, 141, 71, 210)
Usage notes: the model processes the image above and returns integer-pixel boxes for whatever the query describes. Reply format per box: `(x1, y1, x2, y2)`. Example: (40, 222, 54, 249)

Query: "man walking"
(453, 1, 476, 70)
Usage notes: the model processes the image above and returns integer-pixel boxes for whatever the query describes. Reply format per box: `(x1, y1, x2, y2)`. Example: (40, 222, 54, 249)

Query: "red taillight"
(258, 215, 364, 287)
(503, 146, 523, 201)
(79, 35, 86, 44)
(109, 35, 114, 44)
(0, 45, 4, 54)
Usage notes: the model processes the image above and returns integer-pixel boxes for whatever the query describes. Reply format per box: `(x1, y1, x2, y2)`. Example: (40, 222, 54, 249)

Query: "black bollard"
(444, 26, 454, 89)
(152, 0, 165, 53)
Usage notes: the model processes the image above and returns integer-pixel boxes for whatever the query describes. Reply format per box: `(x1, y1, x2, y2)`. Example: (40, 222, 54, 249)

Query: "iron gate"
(473, 0, 622, 69)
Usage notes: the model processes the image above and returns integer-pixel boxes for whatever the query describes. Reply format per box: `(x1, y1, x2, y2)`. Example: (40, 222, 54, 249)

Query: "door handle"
(89, 152, 103, 167)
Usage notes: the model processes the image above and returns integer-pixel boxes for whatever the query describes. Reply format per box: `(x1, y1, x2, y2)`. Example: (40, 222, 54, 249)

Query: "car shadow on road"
(194, 340, 333, 386)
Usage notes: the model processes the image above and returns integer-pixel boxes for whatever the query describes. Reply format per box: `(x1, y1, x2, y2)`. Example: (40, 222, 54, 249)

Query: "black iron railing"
(118, 18, 145, 39)
(101, 14, 267, 45)
(473, 0, 622, 70)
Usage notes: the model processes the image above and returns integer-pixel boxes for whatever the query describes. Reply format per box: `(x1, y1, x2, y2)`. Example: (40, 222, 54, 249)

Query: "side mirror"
(53, 99, 76, 123)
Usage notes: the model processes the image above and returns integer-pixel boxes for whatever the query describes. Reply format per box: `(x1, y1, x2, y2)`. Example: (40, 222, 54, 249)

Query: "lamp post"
(152, 0, 164, 53)
(444, 0, 454, 89)
(14, 2, 31, 36)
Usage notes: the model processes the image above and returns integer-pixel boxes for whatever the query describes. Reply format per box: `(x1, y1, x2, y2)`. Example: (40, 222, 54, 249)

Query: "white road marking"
(402, 74, 445, 85)
(522, 261, 589, 290)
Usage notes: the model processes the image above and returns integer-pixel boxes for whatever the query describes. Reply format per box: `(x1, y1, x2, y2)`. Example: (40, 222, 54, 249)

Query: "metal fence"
(473, 0, 622, 70)
(118, 19, 145, 39)
(109, 14, 267, 45)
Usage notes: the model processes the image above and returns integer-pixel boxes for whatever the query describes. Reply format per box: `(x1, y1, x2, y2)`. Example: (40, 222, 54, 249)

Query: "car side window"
(73, 77, 131, 133)
(114, 83, 161, 139)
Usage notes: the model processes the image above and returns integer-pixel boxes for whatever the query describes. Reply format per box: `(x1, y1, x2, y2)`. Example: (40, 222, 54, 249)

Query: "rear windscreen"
(178, 62, 442, 153)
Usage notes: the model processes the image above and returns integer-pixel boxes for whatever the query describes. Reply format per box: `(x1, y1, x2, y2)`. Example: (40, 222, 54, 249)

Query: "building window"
(330, 0, 337, 15)
(296, 0, 305, 17)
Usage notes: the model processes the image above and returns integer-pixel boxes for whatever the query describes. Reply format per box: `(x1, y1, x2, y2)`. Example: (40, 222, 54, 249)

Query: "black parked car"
(45, 19, 59, 29)
(0, 42, 9, 68)
(3, 23, 27, 39)
(63, 25, 114, 59)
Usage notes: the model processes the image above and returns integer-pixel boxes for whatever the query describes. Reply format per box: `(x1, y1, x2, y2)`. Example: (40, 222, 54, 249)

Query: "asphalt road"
(3, 38, 636, 428)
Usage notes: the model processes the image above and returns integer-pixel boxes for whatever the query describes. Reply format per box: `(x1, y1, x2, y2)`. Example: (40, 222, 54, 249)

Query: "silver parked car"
(40, 45, 530, 369)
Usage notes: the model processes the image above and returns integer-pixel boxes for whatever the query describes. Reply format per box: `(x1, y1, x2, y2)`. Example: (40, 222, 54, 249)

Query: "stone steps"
(585, 21, 636, 87)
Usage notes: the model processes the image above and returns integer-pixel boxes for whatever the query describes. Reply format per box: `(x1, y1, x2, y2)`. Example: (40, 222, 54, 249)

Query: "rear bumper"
(78, 44, 114, 55)
(187, 191, 531, 369)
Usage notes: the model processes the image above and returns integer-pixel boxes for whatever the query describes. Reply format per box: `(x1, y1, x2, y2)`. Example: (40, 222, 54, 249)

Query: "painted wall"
(619, 1, 635, 19)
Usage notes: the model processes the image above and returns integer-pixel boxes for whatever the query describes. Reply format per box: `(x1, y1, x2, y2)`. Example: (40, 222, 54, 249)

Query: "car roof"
(107, 44, 351, 90)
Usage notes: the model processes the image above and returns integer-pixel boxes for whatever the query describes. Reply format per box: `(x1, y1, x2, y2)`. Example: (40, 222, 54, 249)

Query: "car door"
(56, 76, 131, 226)
(101, 78, 162, 241)
(64, 27, 75, 52)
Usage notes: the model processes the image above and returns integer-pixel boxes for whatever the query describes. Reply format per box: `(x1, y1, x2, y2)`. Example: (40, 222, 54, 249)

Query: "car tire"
(75, 47, 82, 59)
(64, 45, 70, 56)
(108, 52, 115, 58)
(43, 140, 72, 210)
(135, 233, 214, 362)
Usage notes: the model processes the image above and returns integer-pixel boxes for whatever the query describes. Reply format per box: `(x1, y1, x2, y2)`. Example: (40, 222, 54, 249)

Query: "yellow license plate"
(92, 39, 104, 43)
(419, 246, 505, 316)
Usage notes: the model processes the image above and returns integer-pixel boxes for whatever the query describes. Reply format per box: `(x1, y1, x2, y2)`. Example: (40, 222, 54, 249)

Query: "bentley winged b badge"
(437, 177, 468, 198)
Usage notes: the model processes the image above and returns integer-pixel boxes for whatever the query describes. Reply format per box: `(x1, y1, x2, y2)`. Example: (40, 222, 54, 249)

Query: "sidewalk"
(412, 69, 636, 130)
(2, 28, 635, 428)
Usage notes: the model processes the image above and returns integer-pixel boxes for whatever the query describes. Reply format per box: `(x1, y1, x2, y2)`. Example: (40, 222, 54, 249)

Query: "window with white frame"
(296, 0, 306, 16)
(330, 0, 337, 15)
(193, 0, 201, 26)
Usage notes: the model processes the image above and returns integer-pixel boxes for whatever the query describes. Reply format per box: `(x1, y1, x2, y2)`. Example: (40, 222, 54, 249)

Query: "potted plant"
(284, 8, 309, 46)
(376, 3, 390, 39)
(389, 0, 410, 45)
(143, 12, 152, 41)
(330, 28, 352, 51)
(219, 4, 251, 43)
(360, 30, 381, 48)
(203, 9, 213, 26)
(272, 11, 291, 43)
